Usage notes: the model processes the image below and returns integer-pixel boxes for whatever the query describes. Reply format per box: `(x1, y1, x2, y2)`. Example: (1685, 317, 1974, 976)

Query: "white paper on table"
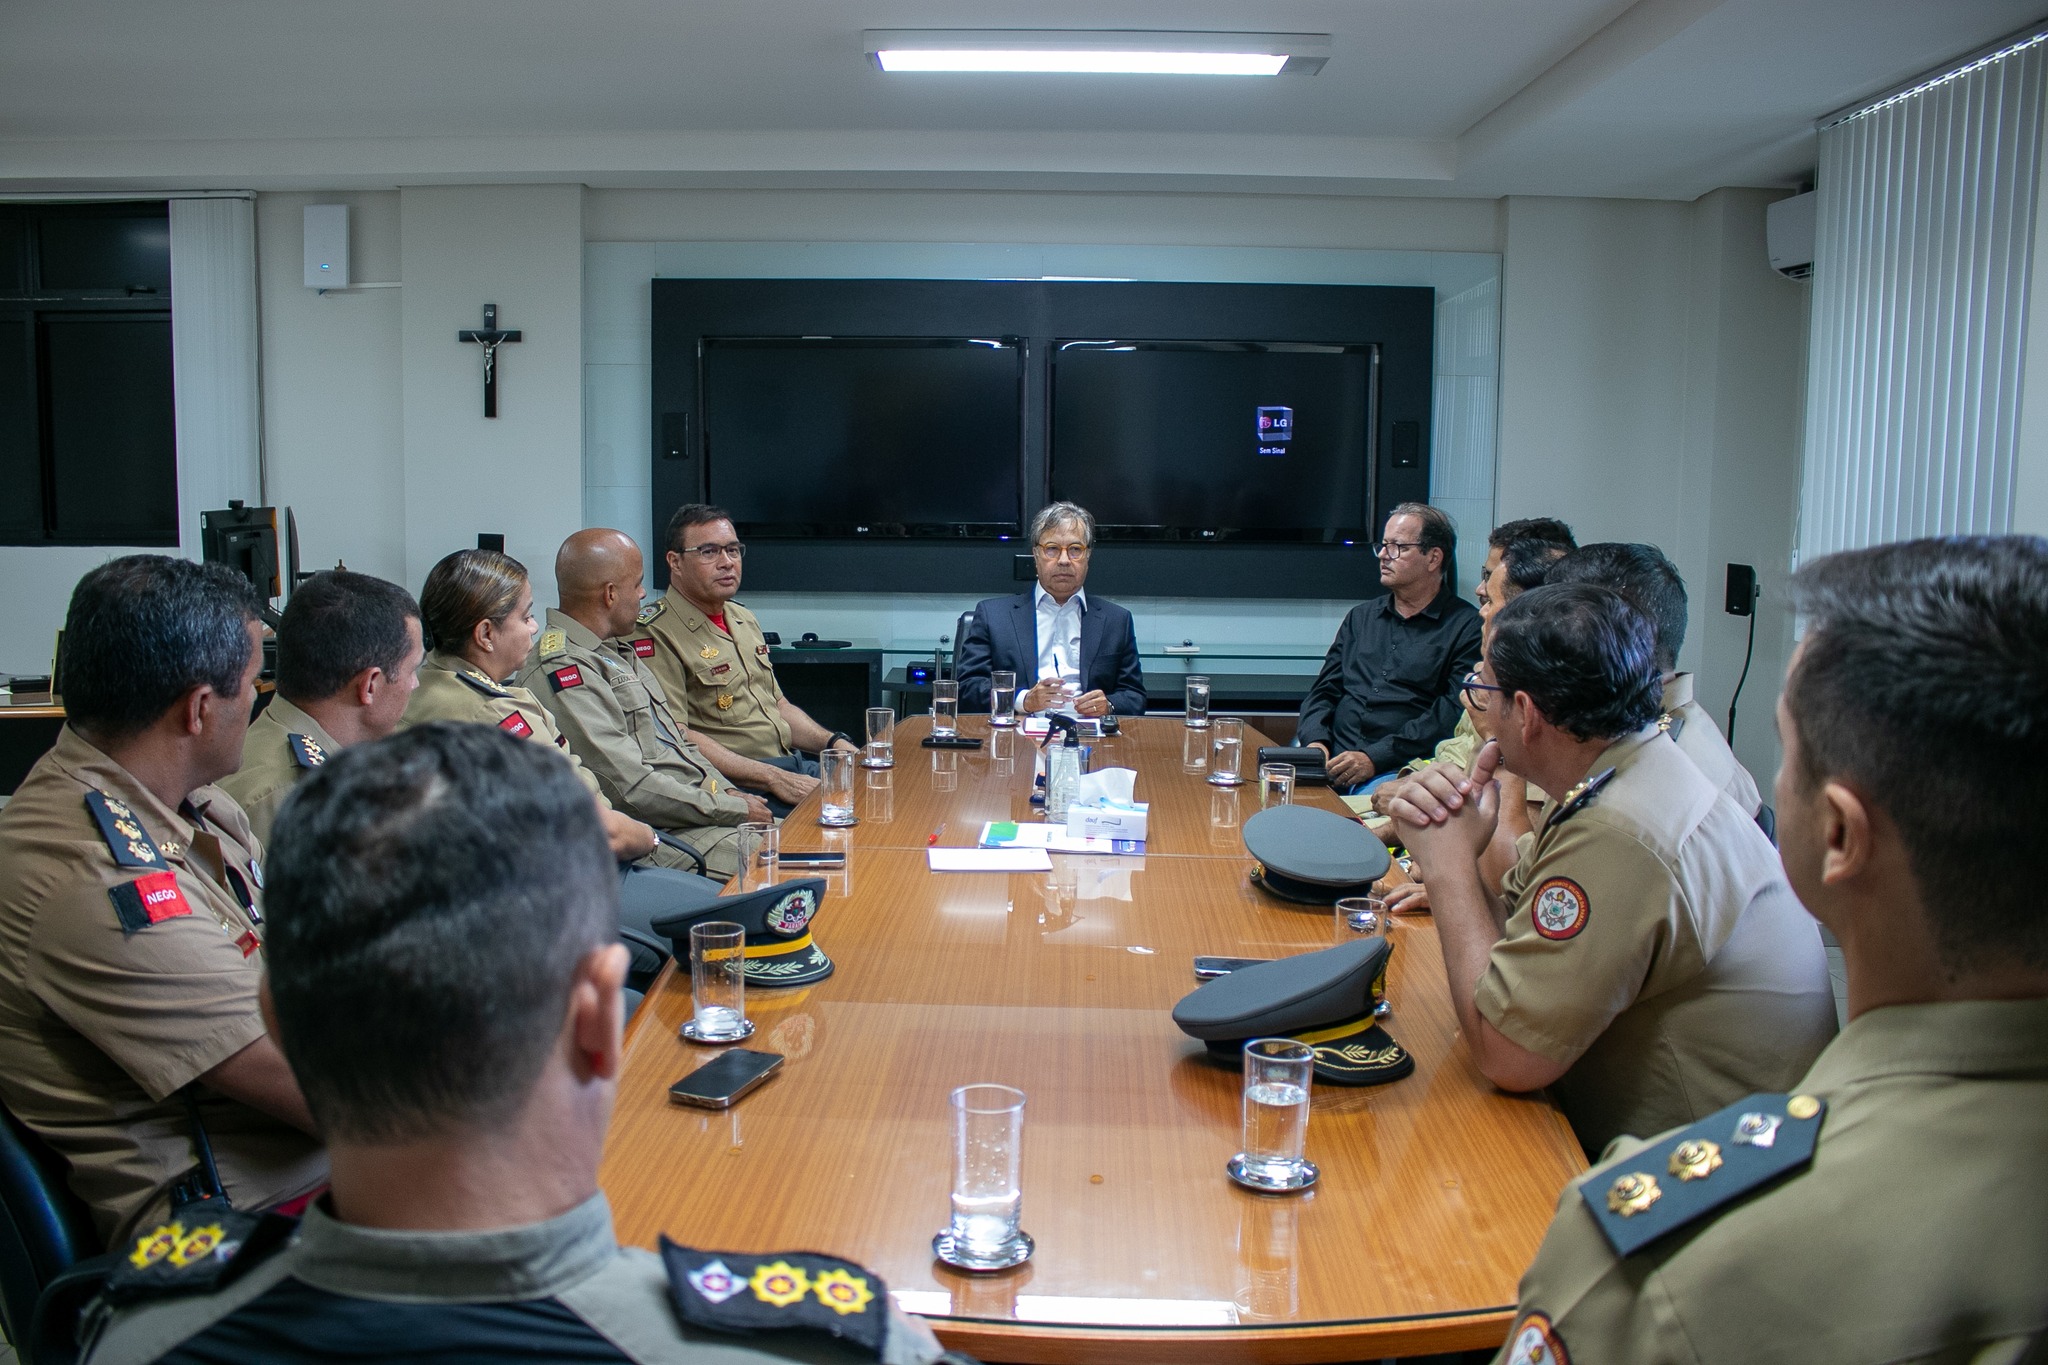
(978, 822, 1144, 855)
(927, 847, 1053, 873)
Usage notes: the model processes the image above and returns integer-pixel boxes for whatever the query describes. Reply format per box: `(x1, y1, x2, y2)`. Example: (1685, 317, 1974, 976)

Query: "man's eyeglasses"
(1373, 539, 1424, 559)
(1035, 543, 1091, 562)
(680, 542, 746, 564)
(1460, 669, 1509, 713)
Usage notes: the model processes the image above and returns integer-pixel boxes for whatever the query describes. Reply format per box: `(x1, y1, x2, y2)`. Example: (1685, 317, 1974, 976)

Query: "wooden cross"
(457, 304, 522, 418)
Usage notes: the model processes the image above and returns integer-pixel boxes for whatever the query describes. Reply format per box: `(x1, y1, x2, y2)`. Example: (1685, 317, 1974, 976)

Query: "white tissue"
(1075, 767, 1138, 807)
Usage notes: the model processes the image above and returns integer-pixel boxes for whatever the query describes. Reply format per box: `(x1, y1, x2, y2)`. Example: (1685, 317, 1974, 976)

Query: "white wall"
(1497, 192, 1808, 780)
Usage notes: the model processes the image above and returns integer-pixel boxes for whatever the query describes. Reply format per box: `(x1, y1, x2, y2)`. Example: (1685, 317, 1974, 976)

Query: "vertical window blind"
(1797, 28, 2048, 562)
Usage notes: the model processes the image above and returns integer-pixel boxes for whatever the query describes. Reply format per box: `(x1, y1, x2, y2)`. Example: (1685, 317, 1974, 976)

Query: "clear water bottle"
(1046, 731, 1082, 822)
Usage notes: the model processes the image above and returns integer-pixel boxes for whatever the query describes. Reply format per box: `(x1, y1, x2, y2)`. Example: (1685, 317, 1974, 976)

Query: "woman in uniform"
(402, 548, 720, 988)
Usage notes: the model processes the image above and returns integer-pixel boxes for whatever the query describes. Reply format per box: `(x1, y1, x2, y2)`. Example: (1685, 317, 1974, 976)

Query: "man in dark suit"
(957, 502, 1147, 718)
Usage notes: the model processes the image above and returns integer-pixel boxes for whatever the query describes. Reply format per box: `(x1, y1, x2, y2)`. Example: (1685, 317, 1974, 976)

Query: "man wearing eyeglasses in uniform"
(956, 502, 1146, 720)
(1298, 502, 1483, 794)
(634, 504, 857, 811)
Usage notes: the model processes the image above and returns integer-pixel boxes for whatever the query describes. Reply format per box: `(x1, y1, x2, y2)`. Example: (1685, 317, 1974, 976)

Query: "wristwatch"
(828, 731, 857, 752)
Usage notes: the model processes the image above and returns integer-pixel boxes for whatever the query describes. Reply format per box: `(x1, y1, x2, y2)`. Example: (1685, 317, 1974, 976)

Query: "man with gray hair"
(957, 501, 1146, 718)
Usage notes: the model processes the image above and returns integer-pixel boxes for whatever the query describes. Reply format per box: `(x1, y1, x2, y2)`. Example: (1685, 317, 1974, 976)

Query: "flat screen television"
(1049, 339, 1377, 542)
(701, 336, 1024, 538)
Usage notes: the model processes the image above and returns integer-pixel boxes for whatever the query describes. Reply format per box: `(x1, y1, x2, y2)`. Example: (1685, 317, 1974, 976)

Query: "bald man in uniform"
(1384, 583, 1835, 1156)
(1496, 537, 2048, 1365)
(519, 529, 768, 882)
(219, 570, 423, 843)
(635, 503, 856, 812)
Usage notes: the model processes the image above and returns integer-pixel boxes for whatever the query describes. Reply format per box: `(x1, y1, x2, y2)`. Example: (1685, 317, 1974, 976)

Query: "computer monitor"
(201, 502, 280, 599)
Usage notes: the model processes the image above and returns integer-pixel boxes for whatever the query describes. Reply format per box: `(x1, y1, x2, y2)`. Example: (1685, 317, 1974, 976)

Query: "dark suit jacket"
(956, 590, 1148, 717)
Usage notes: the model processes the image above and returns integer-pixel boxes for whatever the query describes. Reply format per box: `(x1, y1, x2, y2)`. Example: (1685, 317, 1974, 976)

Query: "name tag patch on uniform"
(498, 712, 534, 739)
(110, 871, 193, 933)
(1504, 1311, 1569, 1365)
(1531, 877, 1590, 940)
(710, 662, 731, 676)
(633, 638, 656, 658)
(549, 665, 584, 691)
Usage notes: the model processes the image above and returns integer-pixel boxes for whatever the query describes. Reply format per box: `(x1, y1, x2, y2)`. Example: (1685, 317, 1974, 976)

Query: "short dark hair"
(1788, 536, 2048, 973)
(275, 571, 420, 704)
(664, 503, 734, 556)
(1388, 501, 1457, 586)
(418, 549, 527, 653)
(61, 555, 260, 738)
(1500, 538, 1574, 594)
(264, 723, 618, 1141)
(1545, 542, 1688, 672)
(1488, 517, 1576, 552)
(1489, 583, 1663, 741)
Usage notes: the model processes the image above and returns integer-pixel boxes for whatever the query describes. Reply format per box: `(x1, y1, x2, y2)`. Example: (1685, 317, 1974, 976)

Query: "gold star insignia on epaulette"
(539, 628, 566, 657)
(129, 1222, 183, 1268)
(1668, 1138, 1723, 1181)
(1606, 1171, 1661, 1217)
(1656, 712, 1674, 734)
(128, 841, 158, 863)
(812, 1268, 874, 1315)
(166, 1223, 227, 1267)
(749, 1260, 810, 1307)
(102, 797, 135, 819)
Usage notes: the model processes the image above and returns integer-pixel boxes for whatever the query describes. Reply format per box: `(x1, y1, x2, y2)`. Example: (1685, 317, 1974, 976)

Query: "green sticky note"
(988, 822, 1020, 842)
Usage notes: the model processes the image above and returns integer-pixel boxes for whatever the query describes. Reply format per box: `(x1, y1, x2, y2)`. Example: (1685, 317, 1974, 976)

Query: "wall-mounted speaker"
(304, 204, 350, 290)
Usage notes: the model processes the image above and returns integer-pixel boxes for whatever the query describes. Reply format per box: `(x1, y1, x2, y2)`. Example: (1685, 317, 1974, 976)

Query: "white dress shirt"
(1033, 584, 1086, 691)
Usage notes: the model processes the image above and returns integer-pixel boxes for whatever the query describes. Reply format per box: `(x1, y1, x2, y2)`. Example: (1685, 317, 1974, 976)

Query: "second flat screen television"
(1050, 340, 1377, 542)
(702, 336, 1024, 537)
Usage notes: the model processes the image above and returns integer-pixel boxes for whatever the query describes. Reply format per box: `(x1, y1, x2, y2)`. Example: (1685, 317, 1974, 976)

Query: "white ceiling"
(1, 0, 2039, 198)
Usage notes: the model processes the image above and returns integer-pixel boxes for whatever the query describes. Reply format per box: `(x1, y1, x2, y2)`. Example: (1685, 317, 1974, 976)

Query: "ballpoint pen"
(927, 821, 946, 846)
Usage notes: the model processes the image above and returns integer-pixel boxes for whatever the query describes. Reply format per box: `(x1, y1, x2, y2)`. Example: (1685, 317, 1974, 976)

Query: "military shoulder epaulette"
(84, 790, 165, 869)
(1582, 1091, 1826, 1257)
(454, 668, 512, 698)
(661, 1240, 888, 1358)
(287, 733, 327, 769)
(1548, 765, 1616, 829)
(636, 599, 665, 626)
(105, 1200, 296, 1308)
(537, 628, 569, 660)
(1656, 711, 1687, 740)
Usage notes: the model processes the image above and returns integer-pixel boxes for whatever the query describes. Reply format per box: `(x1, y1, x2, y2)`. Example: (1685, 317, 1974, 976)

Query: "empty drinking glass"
(1207, 716, 1245, 787)
(735, 821, 777, 892)
(1336, 895, 1387, 937)
(933, 1084, 1033, 1270)
(863, 706, 895, 769)
(932, 679, 960, 737)
(990, 670, 1017, 728)
(818, 747, 858, 827)
(1228, 1039, 1317, 1191)
(1259, 761, 1296, 808)
(682, 921, 752, 1044)
(1185, 675, 1212, 729)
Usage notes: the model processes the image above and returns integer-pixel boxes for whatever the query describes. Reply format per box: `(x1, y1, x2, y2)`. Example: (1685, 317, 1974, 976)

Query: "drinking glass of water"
(1207, 716, 1245, 787)
(1259, 761, 1296, 808)
(932, 1083, 1033, 1270)
(682, 921, 752, 1044)
(863, 706, 895, 769)
(1228, 1038, 1318, 1191)
(818, 747, 858, 827)
(1335, 895, 1386, 936)
(1185, 675, 1212, 729)
(932, 679, 960, 737)
(735, 821, 777, 892)
(990, 670, 1018, 728)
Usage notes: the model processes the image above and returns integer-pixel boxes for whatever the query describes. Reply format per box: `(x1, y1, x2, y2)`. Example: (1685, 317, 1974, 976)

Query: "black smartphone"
(920, 735, 983, 750)
(778, 851, 847, 869)
(668, 1049, 785, 1110)
(1193, 956, 1273, 980)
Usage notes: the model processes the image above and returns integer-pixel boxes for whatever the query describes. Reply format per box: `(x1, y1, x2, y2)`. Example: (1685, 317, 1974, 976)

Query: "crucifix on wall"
(458, 304, 522, 418)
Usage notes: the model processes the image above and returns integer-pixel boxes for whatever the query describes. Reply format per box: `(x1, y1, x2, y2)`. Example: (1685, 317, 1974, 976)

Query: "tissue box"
(1065, 803, 1149, 843)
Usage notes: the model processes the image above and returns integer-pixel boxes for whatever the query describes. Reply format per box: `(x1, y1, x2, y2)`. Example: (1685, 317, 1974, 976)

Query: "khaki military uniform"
(1481, 727, 1837, 1155)
(1498, 998, 2048, 1365)
(1660, 673, 1763, 818)
(636, 590, 793, 761)
(216, 694, 339, 846)
(518, 610, 748, 880)
(399, 650, 703, 880)
(1400, 711, 1551, 802)
(0, 729, 326, 1245)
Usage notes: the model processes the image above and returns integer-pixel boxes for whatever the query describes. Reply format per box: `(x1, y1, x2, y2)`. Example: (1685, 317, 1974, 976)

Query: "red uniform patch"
(549, 665, 584, 691)
(109, 871, 193, 934)
(236, 930, 261, 958)
(498, 712, 534, 739)
(710, 662, 731, 676)
(1530, 877, 1590, 940)
(632, 638, 656, 658)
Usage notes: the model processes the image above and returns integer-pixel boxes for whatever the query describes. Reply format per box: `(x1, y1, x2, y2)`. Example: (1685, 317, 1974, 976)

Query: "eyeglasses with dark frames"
(1460, 668, 1509, 712)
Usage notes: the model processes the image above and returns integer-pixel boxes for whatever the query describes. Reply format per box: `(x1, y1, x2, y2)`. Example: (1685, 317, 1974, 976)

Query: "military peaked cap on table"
(651, 877, 835, 987)
(1173, 939, 1414, 1086)
(1243, 805, 1391, 905)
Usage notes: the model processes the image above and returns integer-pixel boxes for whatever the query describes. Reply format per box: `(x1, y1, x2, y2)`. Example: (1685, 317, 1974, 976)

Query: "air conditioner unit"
(1767, 191, 1815, 279)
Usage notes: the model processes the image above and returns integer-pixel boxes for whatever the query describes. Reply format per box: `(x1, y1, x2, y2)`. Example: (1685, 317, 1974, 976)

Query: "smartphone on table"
(1193, 956, 1274, 980)
(668, 1049, 785, 1109)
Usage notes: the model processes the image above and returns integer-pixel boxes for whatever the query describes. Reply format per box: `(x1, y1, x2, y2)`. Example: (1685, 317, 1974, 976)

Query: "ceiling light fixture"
(863, 30, 1329, 77)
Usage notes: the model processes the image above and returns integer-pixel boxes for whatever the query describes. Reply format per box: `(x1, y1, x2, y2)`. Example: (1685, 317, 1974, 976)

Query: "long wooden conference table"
(602, 716, 1584, 1363)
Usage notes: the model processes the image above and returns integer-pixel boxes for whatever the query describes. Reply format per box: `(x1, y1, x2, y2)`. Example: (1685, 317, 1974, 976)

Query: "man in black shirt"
(1298, 502, 1482, 793)
(84, 723, 955, 1365)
